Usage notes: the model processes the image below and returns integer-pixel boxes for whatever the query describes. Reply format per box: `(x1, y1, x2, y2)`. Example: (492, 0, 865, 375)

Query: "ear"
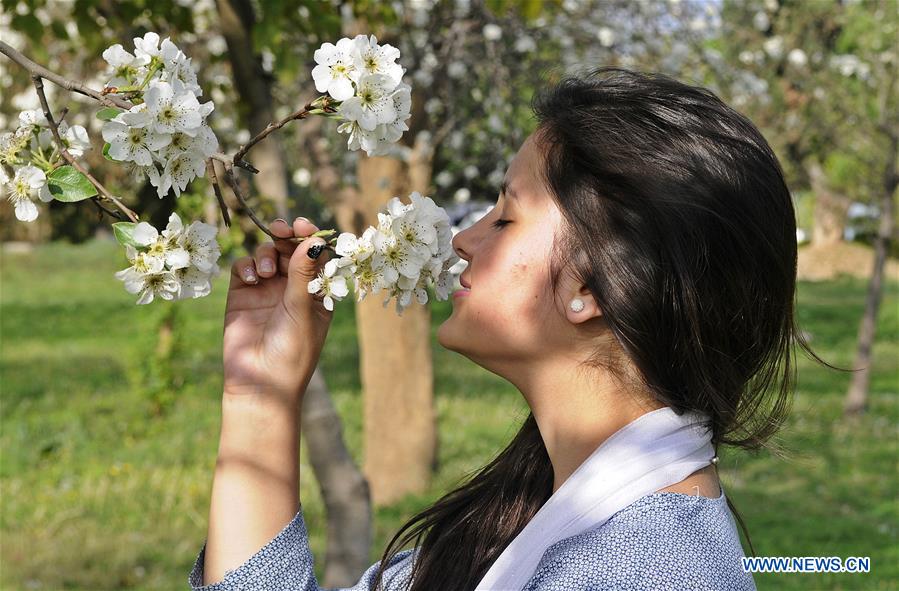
(565, 286, 603, 324)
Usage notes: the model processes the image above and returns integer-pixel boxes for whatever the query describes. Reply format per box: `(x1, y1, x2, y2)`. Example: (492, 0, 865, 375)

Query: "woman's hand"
(222, 217, 334, 405)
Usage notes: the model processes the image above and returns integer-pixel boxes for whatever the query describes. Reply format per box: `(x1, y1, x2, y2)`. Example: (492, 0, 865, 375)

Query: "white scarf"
(474, 406, 715, 591)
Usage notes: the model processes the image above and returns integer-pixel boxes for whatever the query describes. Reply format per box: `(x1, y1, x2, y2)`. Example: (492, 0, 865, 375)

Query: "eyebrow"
(499, 180, 518, 201)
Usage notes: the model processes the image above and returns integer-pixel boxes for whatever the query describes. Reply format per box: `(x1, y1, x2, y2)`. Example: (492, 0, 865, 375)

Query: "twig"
(220, 99, 338, 242)
(209, 151, 257, 173)
(232, 99, 332, 166)
(90, 196, 127, 221)
(205, 159, 231, 227)
(5, 42, 337, 241)
(32, 75, 140, 223)
(221, 164, 335, 250)
(1, 41, 131, 110)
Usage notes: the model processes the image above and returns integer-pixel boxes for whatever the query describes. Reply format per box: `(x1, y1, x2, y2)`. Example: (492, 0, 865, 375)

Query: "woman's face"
(437, 133, 590, 376)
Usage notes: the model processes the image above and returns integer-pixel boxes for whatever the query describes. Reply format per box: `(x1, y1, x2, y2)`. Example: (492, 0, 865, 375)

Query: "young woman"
(188, 67, 825, 590)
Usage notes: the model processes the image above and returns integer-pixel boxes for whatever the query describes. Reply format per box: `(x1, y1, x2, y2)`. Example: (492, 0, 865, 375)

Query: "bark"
(807, 159, 852, 245)
(844, 135, 898, 415)
(356, 136, 440, 507)
(301, 368, 374, 586)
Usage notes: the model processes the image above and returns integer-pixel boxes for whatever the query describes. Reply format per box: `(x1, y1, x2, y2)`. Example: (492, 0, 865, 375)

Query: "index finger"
(270, 217, 320, 256)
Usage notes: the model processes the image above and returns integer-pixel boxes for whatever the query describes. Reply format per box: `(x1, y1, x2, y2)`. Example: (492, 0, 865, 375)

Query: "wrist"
(221, 389, 302, 425)
(218, 392, 301, 456)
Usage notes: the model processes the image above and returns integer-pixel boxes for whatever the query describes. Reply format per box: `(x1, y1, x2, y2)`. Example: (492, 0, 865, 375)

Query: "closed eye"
(491, 219, 511, 229)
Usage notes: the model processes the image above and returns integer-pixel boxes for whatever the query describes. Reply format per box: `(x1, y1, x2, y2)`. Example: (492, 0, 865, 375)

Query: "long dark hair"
(371, 66, 847, 591)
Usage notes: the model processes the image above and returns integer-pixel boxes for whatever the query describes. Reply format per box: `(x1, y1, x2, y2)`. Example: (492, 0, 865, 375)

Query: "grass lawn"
(1, 238, 896, 590)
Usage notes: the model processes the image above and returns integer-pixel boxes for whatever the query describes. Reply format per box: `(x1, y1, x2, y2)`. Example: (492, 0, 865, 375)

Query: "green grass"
(1, 238, 897, 590)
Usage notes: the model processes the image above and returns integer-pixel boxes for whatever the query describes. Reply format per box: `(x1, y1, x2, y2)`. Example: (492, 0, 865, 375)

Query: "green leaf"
(46, 166, 98, 202)
(102, 142, 116, 161)
(96, 107, 123, 121)
(112, 222, 142, 248)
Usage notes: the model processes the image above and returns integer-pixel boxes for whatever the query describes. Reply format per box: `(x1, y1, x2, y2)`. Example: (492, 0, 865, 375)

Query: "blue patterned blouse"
(188, 487, 757, 590)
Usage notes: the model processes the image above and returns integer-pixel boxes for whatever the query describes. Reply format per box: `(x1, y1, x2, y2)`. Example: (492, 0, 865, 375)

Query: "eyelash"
(492, 219, 511, 229)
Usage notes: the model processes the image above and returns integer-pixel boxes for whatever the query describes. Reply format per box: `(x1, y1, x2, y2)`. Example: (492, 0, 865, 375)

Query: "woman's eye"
(491, 219, 511, 229)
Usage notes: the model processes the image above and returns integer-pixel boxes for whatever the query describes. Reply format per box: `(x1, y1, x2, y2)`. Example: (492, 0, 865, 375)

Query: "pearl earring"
(569, 298, 585, 313)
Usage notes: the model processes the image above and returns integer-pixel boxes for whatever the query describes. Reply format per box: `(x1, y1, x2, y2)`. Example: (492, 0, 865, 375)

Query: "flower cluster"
(0, 110, 90, 222)
(100, 32, 218, 198)
(114, 212, 222, 305)
(312, 35, 412, 156)
(308, 192, 459, 314)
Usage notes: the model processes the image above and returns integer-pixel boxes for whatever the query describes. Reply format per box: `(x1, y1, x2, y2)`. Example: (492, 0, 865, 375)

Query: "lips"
(459, 275, 472, 289)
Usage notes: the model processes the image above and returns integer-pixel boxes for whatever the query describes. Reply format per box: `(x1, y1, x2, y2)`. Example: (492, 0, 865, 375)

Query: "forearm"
(202, 393, 302, 585)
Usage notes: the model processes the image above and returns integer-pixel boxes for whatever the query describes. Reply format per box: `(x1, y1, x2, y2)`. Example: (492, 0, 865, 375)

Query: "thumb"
(284, 237, 330, 313)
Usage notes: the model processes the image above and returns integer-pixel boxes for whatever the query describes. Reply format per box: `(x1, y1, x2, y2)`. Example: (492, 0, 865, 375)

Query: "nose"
(451, 223, 478, 262)
(452, 205, 496, 263)
(451, 226, 472, 263)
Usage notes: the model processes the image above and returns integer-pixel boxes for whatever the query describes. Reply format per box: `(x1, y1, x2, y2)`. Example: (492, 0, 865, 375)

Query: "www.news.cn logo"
(741, 556, 871, 573)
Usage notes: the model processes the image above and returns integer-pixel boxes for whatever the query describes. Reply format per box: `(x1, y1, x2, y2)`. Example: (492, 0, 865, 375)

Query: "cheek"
(476, 257, 553, 326)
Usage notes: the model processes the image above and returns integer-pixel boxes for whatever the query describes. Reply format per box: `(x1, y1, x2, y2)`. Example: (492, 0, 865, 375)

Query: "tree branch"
(222, 163, 335, 250)
(232, 98, 334, 165)
(1, 41, 132, 110)
(206, 159, 231, 227)
(4, 41, 340, 242)
(32, 75, 140, 223)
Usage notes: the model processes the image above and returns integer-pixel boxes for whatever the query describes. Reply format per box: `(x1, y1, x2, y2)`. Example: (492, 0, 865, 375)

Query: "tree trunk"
(807, 159, 852, 245)
(301, 368, 374, 587)
(356, 146, 439, 507)
(844, 137, 898, 415)
(215, 1, 373, 583)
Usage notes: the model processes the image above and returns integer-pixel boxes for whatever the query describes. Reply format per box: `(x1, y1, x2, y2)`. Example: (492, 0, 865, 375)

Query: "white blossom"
(5, 164, 49, 222)
(312, 37, 359, 101)
(483, 23, 502, 41)
(338, 73, 397, 131)
(597, 27, 615, 47)
(97, 34, 219, 200)
(313, 35, 412, 156)
(763, 36, 784, 60)
(60, 122, 91, 157)
(307, 258, 350, 311)
(159, 150, 206, 197)
(308, 193, 457, 315)
(102, 114, 171, 167)
(144, 79, 203, 136)
(293, 168, 311, 187)
(453, 187, 471, 202)
(351, 34, 403, 86)
(115, 212, 221, 304)
(336, 119, 389, 156)
(514, 36, 536, 53)
(132, 32, 176, 64)
(115, 260, 181, 305)
(787, 48, 808, 68)
(101, 44, 149, 87)
(17, 109, 48, 130)
(131, 216, 191, 270)
(162, 49, 202, 96)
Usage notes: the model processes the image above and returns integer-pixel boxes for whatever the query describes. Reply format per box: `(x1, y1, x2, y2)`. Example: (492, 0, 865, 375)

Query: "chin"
(435, 316, 461, 353)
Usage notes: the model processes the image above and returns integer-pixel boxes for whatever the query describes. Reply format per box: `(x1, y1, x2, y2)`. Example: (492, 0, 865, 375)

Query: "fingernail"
(260, 259, 274, 273)
(244, 267, 257, 282)
(307, 242, 325, 260)
(297, 216, 310, 223)
(274, 218, 288, 225)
